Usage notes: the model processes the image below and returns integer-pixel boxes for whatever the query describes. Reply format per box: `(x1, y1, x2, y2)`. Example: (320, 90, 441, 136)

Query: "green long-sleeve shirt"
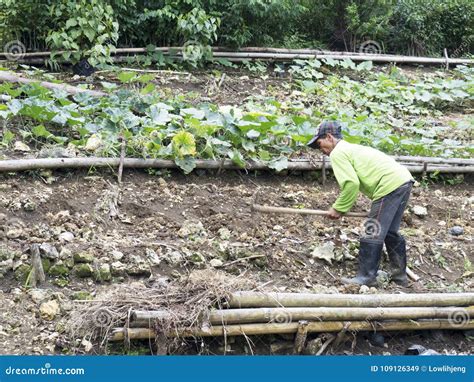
(330, 140, 414, 213)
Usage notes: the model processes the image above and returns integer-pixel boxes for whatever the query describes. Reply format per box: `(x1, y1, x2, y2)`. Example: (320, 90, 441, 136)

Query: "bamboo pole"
(3, 47, 473, 66)
(109, 319, 474, 341)
(226, 292, 474, 308)
(1, 157, 474, 174)
(251, 204, 368, 217)
(133, 306, 474, 325)
(0, 71, 106, 97)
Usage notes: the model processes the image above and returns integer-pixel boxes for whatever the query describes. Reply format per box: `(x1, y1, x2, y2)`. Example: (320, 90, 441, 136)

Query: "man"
(307, 121, 414, 286)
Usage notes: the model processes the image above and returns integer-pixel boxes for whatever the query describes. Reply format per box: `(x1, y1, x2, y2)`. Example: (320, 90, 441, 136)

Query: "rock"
(126, 255, 151, 276)
(6, 228, 23, 239)
(48, 262, 69, 277)
(14, 264, 31, 283)
(405, 344, 439, 355)
(39, 300, 60, 320)
(359, 285, 371, 294)
(210, 259, 224, 268)
(81, 339, 93, 352)
(178, 219, 206, 238)
(163, 251, 184, 266)
(59, 231, 75, 242)
(303, 338, 323, 355)
(84, 135, 102, 151)
(73, 264, 94, 278)
(73, 252, 94, 264)
(29, 289, 50, 304)
(39, 243, 59, 260)
(434, 189, 443, 197)
(218, 227, 231, 240)
(449, 226, 464, 236)
(98, 263, 111, 282)
(311, 242, 336, 265)
(438, 220, 446, 226)
(111, 250, 125, 261)
(376, 270, 389, 284)
(71, 291, 93, 301)
(59, 247, 72, 260)
(111, 261, 126, 276)
(157, 177, 167, 188)
(145, 248, 161, 266)
(412, 205, 427, 217)
(13, 141, 31, 152)
(0, 258, 13, 278)
(23, 200, 37, 211)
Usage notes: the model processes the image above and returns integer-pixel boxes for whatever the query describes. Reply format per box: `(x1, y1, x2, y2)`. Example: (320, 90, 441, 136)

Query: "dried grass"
(67, 269, 257, 350)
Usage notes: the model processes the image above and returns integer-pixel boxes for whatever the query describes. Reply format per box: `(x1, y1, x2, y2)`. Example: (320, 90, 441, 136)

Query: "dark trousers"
(361, 181, 413, 265)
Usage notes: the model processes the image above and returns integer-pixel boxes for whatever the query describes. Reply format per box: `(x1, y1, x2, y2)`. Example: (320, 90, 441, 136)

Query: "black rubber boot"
(341, 240, 383, 286)
(385, 232, 408, 287)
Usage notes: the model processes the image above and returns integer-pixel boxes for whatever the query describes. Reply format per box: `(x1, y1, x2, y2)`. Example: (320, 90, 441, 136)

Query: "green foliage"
(1, 60, 472, 174)
(45, 0, 119, 67)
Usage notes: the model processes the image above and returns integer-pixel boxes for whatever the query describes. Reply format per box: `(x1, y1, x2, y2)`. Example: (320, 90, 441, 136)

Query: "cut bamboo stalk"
(30, 244, 45, 287)
(134, 306, 474, 325)
(406, 267, 420, 282)
(251, 203, 368, 218)
(1, 157, 473, 174)
(226, 292, 474, 308)
(293, 320, 309, 354)
(109, 319, 474, 341)
(0, 71, 106, 97)
(3, 47, 473, 66)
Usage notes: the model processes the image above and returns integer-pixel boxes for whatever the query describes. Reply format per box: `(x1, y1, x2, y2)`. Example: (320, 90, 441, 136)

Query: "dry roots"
(67, 269, 257, 351)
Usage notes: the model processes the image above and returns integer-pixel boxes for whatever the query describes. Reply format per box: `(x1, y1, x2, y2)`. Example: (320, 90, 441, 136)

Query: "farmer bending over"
(307, 121, 414, 287)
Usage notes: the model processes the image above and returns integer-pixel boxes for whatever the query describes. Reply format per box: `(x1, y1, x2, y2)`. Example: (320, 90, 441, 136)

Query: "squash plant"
(45, 0, 119, 69)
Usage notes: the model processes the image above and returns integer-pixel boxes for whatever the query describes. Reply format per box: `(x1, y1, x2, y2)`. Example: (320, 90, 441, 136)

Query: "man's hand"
(327, 207, 342, 220)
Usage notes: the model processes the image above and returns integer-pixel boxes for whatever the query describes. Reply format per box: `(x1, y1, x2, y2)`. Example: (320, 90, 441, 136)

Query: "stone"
(71, 291, 93, 301)
(126, 256, 151, 276)
(98, 263, 111, 282)
(73, 252, 94, 264)
(111, 261, 126, 276)
(6, 228, 23, 239)
(111, 250, 125, 261)
(210, 259, 224, 268)
(218, 227, 231, 240)
(73, 264, 94, 278)
(48, 262, 69, 277)
(84, 135, 102, 151)
(412, 205, 427, 217)
(359, 285, 371, 294)
(145, 248, 161, 266)
(39, 300, 60, 320)
(29, 289, 50, 304)
(59, 232, 75, 242)
(39, 243, 59, 260)
(163, 251, 184, 265)
(311, 242, 336, 265)
(13, 141, 31, 152)
(23, 200, 37, 211)
(14, 264, 31, 283)
(178, 219, 206, 238)
(449, 226, 464, 236)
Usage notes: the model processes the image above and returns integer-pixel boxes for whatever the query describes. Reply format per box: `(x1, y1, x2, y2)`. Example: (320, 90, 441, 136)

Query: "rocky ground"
(0, 169, 472, 355)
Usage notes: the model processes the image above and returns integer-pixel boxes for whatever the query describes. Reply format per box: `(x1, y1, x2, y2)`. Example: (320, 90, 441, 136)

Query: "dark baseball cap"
(307, 121, 343, 148)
